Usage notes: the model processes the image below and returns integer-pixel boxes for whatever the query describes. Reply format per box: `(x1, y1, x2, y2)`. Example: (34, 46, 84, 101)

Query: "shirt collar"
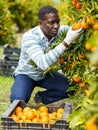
(38, 26, 47, 40)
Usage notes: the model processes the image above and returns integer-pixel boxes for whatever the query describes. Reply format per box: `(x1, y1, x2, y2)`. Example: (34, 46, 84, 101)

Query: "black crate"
(2, 54, 20, 62)
(3, 44, 20, 56)
(1, 100, 71, 130)
(0, 59, 18, 68)
(0, 59, 17, 76)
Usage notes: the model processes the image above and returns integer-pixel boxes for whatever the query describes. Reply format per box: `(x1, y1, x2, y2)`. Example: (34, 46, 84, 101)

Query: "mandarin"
(75, 3, 82, 9)
(93, 23, 98, 30)
(85, 43, 92, 50)
(57, 108, 64, 114)
(15, 106, 23, 115)
(72, 0, 77, 6)
(79, 82, 86, 88)
(72, 22, 81, 30)
(23, 107, 31, 113)
(73, 76, 82, 83)
(26, 110, 35, 120)
(32, 117, 39, 123)
(41, 116, 49, 123)
(10, 114, 19, 122)
(16, 111, 23, 119)
(57, 113, 63, 119)
(49, 112, 57, 120)
(40, 111, 49, 118)
(38, 105, 48, 113)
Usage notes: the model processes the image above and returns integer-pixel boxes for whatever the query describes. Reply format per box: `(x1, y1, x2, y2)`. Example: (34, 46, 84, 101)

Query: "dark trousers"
(10, 72, 73, 104)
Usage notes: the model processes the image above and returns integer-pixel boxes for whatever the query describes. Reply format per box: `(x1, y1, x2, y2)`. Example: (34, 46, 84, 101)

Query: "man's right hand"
(64, 26, 83, 45)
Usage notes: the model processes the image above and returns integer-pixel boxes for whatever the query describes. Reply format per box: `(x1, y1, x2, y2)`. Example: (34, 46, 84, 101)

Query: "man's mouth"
(52, 31, 57, 34)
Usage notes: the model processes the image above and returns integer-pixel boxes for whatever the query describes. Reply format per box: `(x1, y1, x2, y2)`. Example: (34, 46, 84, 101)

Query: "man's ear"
(38, 20, 43, 26)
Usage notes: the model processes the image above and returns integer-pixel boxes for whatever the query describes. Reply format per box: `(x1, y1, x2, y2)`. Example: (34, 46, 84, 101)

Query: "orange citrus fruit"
(84, 89, 89, 94)
(73, 76, 82, 83)
(16, 111, 23, 119)
(72, 0, 77, 6)
(72, 22, 81, 30)
(15, 106, 23, 115)
(57, 112, 63, 119)
(78, 55, 85, 59)
(32, 108, 38, 117)
(32, 117, 39, 123)
(38, 105, 48, 113)
(79, 82, 86, 88)
(85, 43, 92, 50)
(75, 3, 82, 9)
(10, 114, 19, 122)
(41, 116, 49, 123)
(81, 22, 90, 29)
(91, 47, 96, 52)
(57, 108, 64, 114)
(49, 112, 57, 120)
(21, 114, 27, 121)
(93, 23, 98, 30)
(40, 111, 49, 118)
(26, 110, 35, 120)
(23, 107, 31, 113)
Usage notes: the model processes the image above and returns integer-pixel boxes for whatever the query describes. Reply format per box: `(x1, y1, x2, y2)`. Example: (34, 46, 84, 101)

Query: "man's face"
(39, 13, 60, 40)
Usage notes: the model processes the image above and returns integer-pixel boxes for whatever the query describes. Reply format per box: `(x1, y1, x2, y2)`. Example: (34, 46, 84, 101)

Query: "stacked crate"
(0, 44, 20, 76)
(1, 100, 71, 130)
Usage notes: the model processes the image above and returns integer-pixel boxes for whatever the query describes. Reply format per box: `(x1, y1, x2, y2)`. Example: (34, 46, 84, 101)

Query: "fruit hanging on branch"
(72, 0, 83, 9)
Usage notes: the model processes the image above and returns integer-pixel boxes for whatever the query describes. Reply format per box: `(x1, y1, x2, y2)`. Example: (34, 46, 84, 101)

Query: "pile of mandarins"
(10, 105, 64, 124)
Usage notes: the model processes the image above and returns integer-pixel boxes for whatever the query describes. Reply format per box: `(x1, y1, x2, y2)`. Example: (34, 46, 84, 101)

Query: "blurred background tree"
(0, 0, 61, 46)
(8, 0, 56, 32)
(0, 0, 16, 45)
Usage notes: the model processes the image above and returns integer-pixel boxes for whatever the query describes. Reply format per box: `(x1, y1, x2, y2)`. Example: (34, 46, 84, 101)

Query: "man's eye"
(48, 21, 59, 25)
(48, 22, 54, 25)
(57, 20, 60, 24)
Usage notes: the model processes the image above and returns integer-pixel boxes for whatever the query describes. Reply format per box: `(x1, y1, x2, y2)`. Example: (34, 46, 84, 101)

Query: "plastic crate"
(3, 44, 20, 56)
(1, 100, 72, 130)
(3, 44, 20, 64)
(0, 59, 17, 76)
(2, 54, 20, 62)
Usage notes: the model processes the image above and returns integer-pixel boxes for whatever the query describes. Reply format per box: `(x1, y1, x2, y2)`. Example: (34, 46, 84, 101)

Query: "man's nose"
(54, 23, 59, 28)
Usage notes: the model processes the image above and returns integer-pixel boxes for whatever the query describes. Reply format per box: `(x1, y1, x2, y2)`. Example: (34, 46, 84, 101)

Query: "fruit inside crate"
(1, 100, 71, 130)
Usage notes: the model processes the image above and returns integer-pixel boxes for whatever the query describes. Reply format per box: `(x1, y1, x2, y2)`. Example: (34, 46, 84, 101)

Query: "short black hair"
(38, 5, 58, 20)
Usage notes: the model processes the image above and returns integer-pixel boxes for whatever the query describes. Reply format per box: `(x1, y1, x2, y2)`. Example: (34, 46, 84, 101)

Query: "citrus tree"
(8, 0, 56, 32)
(0, 0, 16, 45)
(44, 0, 98, 129)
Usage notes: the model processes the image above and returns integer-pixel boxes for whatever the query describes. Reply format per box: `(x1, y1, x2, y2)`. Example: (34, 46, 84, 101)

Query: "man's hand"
(64, 26, 83, 45)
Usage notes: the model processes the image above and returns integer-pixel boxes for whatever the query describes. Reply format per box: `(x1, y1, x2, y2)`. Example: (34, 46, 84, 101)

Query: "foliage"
(0, 0, 58, 45)
(63, 0, 98, 130)
(44, 0, 98, 129)
(8, 0, 56, 32)
(0, 0, 98, 129)
(0, 0, 16, 45)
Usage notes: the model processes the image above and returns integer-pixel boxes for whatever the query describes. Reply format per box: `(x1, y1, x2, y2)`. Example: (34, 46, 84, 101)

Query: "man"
(10, 5, 83, 105)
